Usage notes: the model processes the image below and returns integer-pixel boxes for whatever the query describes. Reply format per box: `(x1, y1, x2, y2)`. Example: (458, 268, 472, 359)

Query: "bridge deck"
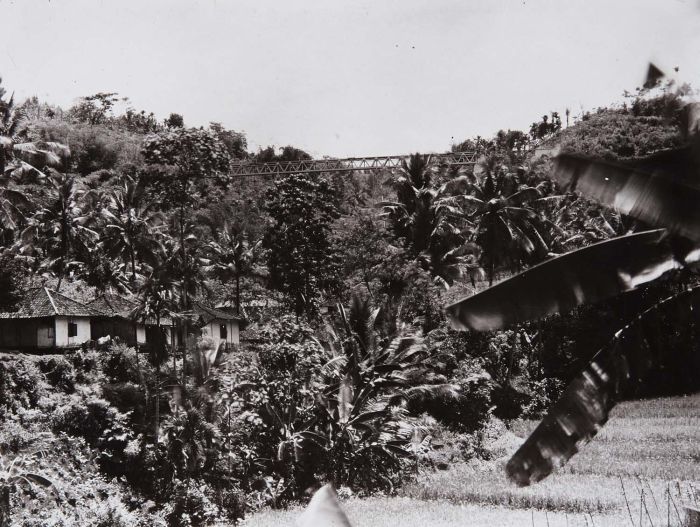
(230, 151, 478, 177)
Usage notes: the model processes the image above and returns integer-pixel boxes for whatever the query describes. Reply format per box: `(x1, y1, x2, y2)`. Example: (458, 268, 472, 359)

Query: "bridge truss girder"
(230, 151, 478, 178)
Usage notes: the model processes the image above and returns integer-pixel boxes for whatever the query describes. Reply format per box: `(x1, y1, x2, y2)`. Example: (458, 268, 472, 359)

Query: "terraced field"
(246, 394, 700, 526)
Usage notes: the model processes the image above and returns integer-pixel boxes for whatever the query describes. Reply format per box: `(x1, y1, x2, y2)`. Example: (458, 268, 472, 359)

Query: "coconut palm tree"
(462, 158, 549, 284)
(69, 231, 130, 295)
(1, 79, 69, 181)
(100, 175, 165, 283)
(380, 153, 476, 288)
(19, 171, 94, 290)
(205, 222, 262, 315)
(1, 80, 69, 245)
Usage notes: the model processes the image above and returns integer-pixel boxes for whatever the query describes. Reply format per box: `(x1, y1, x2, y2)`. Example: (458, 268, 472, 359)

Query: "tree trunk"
(179, 205, 189, 386)
(0, 485, 10, 527)
(235, 274, 241, 316)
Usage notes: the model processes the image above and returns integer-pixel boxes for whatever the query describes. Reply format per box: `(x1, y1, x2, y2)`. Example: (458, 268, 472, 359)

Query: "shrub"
(411, 366, 493, 433)
(212, 485, 246, 524)
(522, 377, 565, 418)
(103, 343, 143, 384)
(93, 497, 139, 527)
(37, 357, 76, 393)
(66, 349, 101, 384)
(0, 359, 44, 416)
(51, 397, 124, 446)
(164, 480, 222, 527)
(102, 382, 147, 426)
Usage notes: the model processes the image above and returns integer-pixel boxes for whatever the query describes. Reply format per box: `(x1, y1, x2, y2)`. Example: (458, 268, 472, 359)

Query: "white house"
(0, 288, 102, 350)
(192, 303, 242, 350)
(0, 289, 243, 352)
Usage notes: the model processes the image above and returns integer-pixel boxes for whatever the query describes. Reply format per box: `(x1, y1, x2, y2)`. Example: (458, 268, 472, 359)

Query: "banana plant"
(0, 454, 55, 527)
(445, 64, 700, 486)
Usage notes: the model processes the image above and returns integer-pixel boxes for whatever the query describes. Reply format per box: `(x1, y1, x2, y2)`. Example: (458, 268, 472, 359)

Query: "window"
(47, 326, 55, 339)
(219, 324, 227, 340)
(68, 322, 78, 338)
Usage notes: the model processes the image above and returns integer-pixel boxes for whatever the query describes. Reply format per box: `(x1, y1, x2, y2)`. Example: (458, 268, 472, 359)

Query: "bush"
(522, 377, 565, 418)
(164, 480, 222, 527)
(0, 359, 44, 416)
(66, 349, 101, 384)
(103, 343, 143, 384)
(102, 382, 147, 426)
(212, 485, 246, 524)
(37, 357, 76, 393)
(94, 497, 139, 527)
(51, 396, 124, 446)
(411, 366, 493, 434)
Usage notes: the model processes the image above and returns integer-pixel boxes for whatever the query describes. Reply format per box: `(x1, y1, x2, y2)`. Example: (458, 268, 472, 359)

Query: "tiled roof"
(87, 293, 138, 318)
(87, 293, 173, 326)
(193, 302, 243, 323)
(0, 288, 106, 319)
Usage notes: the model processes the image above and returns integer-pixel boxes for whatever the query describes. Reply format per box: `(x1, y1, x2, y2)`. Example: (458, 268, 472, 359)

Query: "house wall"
(55, 316, 91, 348)
(36, 319, 55, 348)
(0, 320, 19, 348)
(0, 318, 57, 349)
(136, 324, 146, 344)
(0, 319, 37, 348)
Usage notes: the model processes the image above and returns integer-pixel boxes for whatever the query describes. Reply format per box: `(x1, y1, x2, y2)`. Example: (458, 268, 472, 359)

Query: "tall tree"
(205, 223, 262, 316)
(380, 154, 476, 288)
(100, 175, 164, 283)
(264, 174, 341, 319)
(464, 158, 549, 284)
(19, 171, 94, 291)
(1, 78, 69, 183)
(141, 127, 230, 314)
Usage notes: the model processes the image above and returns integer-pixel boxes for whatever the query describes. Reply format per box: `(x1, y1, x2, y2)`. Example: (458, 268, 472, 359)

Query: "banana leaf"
(506, 286, 700, 486)
(552, 152, 700, 241)
(446, 229, 698, 331)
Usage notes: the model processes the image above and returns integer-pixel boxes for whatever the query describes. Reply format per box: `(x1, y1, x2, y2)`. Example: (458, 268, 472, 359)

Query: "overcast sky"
(2, 0, 700, 157)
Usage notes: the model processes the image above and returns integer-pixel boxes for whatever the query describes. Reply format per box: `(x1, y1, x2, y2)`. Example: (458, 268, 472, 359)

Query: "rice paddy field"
(245, 394, 700, 526)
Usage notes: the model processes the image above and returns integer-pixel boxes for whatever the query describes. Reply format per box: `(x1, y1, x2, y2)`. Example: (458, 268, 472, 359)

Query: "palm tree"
(0, 186, 33, 246)
(69, 230, 130, 295)
(1, 79, 69, 181)
(19, 171, 94, 291)
(463, 158, 549, 284)
(205, 222, 262, 315)
(1, 79, 69, 245)
(380, 154, 475, 288)
(134, 258, 180, 443)
(100, 175, 164, 283)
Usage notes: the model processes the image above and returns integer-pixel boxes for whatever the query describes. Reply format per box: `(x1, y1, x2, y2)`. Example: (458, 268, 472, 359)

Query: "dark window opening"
(48, 326, 55, 338)
(220, 324, 227, 339)
(68, 322, 78, 338)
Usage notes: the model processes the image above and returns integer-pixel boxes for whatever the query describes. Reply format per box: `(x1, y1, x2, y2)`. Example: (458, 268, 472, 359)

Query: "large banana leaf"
(446, 229, 698, 331)
(552, 153, 700, 241)
(507, 286, 700, 486)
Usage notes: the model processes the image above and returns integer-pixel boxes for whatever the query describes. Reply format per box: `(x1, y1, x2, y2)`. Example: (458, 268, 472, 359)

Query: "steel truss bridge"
(230, 151, 479, 178)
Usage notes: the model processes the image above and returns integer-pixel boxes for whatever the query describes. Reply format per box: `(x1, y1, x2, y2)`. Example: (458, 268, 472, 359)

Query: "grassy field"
(244, 394, 700, 526)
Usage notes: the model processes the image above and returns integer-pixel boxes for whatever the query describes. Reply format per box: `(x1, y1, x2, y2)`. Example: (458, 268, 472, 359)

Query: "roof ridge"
(49, 288, 110, 316)
(44, 287, 59, 315)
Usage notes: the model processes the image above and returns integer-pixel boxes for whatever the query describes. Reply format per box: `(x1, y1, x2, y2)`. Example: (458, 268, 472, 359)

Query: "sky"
(1, 0, 700, 158)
